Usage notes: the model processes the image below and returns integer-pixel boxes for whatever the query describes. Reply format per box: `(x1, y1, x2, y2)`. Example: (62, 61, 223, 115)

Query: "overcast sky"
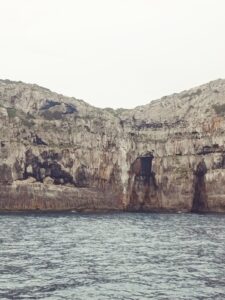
(1, 0, 225, 108)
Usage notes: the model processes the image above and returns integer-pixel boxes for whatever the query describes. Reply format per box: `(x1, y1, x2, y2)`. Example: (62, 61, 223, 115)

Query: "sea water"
(0, 212, 224, 299)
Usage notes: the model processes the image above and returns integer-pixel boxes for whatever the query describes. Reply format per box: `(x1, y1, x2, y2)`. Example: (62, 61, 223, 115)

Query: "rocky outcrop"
(1, 78, 225, 212)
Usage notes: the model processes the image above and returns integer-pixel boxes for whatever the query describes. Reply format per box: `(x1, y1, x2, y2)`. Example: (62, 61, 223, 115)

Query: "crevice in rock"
(63, 103, 77, 114)
(197, 144, 223, 155)
(192, 161, 208, 212)
(33, 135, 48, 146)
(74, 165, 90, 187)
(40, 100, 61, 110)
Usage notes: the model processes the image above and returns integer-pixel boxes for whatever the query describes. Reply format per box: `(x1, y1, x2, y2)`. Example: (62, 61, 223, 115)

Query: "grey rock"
(0, 78, 225, 212)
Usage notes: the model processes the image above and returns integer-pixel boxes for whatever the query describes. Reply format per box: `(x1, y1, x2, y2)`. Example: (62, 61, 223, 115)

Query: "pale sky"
(1, 0, 225, 108)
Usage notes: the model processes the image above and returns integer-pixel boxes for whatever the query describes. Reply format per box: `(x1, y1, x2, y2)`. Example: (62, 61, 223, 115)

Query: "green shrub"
(7, 108, 16, 118)
(21, 118, 35, 128)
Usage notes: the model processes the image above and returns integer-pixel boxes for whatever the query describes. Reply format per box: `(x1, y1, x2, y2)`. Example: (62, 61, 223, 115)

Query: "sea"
(0, 212, 225, 299)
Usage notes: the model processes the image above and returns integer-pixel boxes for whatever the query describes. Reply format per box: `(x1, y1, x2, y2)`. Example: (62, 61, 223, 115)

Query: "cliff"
(1, 78, 225, 212)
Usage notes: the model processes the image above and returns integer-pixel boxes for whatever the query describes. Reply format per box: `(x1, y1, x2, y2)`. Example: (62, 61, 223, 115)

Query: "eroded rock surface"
(1, 78, 225, 212)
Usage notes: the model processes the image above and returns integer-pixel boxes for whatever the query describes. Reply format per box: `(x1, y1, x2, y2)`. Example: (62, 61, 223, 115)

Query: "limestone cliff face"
(1, 78, 225, 212)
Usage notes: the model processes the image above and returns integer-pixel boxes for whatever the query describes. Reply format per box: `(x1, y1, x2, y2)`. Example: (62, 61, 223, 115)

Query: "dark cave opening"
(131, 152, 155, 185)
(140, 156, 152, 184)
(128, 152, 157, 211)
(132, 152, 154, 175)
(23, 150, 74, 185)
(140, 157, 152, 176)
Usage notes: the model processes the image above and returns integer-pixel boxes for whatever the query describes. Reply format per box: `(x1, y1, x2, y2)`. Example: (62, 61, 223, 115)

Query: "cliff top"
(0, 78, 225, 124)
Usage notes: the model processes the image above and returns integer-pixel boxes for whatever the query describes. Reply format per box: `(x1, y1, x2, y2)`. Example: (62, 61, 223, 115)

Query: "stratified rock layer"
(1, 78, 225, 212)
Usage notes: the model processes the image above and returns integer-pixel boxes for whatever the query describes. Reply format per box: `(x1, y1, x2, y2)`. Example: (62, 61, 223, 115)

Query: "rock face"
(1, 78, 225, 212)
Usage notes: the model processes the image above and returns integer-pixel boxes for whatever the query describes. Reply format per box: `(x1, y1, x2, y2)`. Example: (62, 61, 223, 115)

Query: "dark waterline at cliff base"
(0, 209, 225, 215)
(0, 213, 225, 300)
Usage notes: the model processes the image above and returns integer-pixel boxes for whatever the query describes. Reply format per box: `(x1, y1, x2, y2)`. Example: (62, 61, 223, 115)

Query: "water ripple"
(0, 212, 225, 299)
